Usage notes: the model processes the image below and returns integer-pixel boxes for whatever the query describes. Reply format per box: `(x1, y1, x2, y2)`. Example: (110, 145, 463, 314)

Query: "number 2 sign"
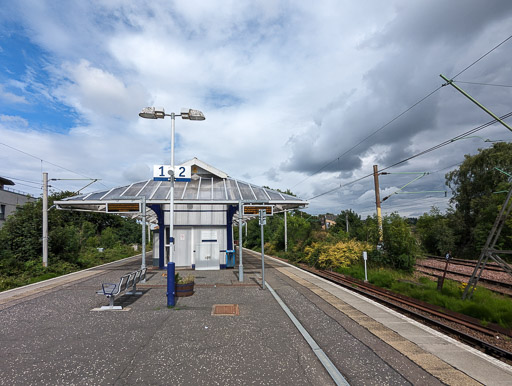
(153, 165, 191, 182)
(175, 165, 191, 181)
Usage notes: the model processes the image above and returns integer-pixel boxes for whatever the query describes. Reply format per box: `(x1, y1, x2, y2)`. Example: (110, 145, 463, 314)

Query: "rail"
(300, 264, 512, 361)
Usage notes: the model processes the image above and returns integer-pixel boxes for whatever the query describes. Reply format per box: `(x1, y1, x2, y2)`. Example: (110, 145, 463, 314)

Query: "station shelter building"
(55, 158, 308, 270)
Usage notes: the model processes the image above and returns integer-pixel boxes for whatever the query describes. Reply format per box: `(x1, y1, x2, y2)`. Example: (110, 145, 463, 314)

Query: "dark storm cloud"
(283, 0, 512, 184)
(367, 1, 512, 49)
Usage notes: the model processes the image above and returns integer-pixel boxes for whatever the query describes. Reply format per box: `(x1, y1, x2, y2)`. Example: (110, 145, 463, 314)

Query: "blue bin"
(226, 250, 235, 268)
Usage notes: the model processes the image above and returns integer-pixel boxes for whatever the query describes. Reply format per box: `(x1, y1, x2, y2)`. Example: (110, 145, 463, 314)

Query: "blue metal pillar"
(226, 205, 237, 250)
(150, 204, 165, 270)
(167, 262, 175, 307)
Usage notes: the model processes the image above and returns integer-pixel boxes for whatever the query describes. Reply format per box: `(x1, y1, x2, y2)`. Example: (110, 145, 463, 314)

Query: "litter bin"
(225, 250, 235, 268)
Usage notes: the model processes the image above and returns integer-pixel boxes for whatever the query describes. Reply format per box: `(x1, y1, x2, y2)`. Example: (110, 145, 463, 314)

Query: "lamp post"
(139, 107, 205, 266)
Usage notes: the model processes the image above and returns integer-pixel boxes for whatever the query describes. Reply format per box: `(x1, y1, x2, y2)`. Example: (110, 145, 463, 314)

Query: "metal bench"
(97, 267, 147, 310)
(126, 267, 146, 295)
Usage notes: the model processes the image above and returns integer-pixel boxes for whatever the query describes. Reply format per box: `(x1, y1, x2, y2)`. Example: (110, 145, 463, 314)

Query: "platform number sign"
(153, 165, 191, 182)
(153, 165, 170, 181)
(175, 165, 191, 181)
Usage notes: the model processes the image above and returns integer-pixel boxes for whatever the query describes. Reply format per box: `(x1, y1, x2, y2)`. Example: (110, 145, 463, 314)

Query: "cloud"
(1, 0, 512, 218)
(264, 167, 279, 183)
(0, 114, 28, 127)
(53, 60, 149, 122)
(0, 85, 28, 104)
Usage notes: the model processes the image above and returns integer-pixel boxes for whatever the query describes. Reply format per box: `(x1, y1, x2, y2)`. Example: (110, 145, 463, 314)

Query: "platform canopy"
(54, 158, 308, 223)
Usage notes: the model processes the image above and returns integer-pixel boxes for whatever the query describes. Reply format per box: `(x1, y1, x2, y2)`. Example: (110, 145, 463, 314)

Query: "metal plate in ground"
(212, 304, 239, 316)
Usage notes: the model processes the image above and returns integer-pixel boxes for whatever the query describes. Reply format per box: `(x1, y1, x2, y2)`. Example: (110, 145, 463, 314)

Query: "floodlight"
(139, 107, 166, 119)
(181, 108, 205, 121)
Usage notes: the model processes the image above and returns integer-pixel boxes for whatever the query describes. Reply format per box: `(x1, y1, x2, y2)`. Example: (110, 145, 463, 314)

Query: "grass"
(335, 264, 512, 329)
(0, 245, 144, 292)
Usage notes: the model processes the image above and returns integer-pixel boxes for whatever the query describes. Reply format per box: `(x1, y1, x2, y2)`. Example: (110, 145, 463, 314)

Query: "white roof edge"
(179, 157, 228, 179)
(55, 199, 308, 206)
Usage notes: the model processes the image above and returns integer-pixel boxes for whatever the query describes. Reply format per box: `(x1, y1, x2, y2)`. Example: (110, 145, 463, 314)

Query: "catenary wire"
(337, 162, 461, 215)
(307, 112, 512, 201)
(0, 176, 42, 186)
(291, 85, 443, 189)
(379, 111, 512, 173)
(0, 142, 108, 189)
(298, 35, 512, 192)
(451, 34, 512, 79)
(455, 81, 512, 88)
(2, 181, 41, 191)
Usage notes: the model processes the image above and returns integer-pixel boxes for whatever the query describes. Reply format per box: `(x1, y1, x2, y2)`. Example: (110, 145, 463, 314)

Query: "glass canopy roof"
(58, 177, 304, 205)
(54, 159, 308, 222)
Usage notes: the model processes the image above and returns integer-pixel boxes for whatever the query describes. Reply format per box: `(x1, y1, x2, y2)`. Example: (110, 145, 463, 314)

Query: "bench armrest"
(102, 283, 117, 296)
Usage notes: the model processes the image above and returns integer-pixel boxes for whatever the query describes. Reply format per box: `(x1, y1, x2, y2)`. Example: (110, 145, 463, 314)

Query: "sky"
(1, 0, 512, 218)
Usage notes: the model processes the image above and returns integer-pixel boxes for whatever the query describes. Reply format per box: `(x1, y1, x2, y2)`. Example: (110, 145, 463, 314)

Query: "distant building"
(320, 213, 337, 230)
(0, 177, 35, 228)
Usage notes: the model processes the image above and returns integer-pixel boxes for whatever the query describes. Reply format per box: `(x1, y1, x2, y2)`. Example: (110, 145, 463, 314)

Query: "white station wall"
(164, 204, 228, 267)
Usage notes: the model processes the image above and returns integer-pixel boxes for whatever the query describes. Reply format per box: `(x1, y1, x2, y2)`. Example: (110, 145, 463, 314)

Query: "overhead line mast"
(440, 74, 512, 133)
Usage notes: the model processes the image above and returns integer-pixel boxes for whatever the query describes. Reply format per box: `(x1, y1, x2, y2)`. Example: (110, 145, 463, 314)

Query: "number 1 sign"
(153, 165, 191, 182)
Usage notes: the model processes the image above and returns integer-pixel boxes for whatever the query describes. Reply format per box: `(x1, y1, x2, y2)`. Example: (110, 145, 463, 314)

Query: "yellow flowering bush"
(304, 239, 373, 270)
(459, 282, 476, 293)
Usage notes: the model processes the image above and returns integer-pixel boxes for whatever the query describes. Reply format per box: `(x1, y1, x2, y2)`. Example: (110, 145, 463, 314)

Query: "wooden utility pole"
(373, 165, 383, 247)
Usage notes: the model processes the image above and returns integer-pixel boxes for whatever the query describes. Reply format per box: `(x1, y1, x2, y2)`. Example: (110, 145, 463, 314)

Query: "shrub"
(304, 239, 373, 270)
(175, 273, 195, 284)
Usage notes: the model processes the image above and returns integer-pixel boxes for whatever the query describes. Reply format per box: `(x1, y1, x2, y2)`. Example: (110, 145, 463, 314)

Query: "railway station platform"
(0, 250, 511, 385)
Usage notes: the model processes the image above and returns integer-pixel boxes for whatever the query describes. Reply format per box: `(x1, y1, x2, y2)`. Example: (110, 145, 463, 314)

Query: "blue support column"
(150, 204, 166, 270)
(226, 205, 237, 250)
(167, 262, 175, 307)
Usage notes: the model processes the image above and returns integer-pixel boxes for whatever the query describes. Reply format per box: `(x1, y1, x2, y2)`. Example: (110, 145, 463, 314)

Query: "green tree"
(241, 210, 318, 255)
(0, 191, 142, 281)
(329, 209, 365, 241)
(446, 142, 512, 257)
(381, 213, 419, 271)
(416, 207, 455, 255)
(272, 211, 317, 252)
(0, 200, 41, 268)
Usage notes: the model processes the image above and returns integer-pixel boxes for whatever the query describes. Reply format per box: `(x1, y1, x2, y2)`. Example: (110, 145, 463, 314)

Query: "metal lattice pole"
(463, 187, 512, 299)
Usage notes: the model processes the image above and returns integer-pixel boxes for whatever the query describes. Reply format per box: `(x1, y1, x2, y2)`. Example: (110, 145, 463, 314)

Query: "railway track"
(299, 264, 512, 362)
(415, 262, 512, 290)
(252, 251, 512, 362)
(425, 254, 508, 273)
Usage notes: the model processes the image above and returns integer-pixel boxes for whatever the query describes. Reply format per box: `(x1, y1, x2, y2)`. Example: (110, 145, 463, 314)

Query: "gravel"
(413, 258, 512, 359)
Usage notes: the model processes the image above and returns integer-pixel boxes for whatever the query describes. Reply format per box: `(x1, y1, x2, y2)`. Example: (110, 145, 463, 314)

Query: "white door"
(174, 228, 192, 267)
(195, 242, 220, 270)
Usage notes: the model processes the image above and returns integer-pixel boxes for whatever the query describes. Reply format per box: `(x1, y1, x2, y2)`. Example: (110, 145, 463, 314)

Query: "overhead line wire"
(308, 112, 512, 201)
(0, 142, 108, 189)
(3, 181, 40, 191)
(307, 172, 374, 201)
(451, 34, 512, 79)
(0, 176, 41, 186)
(379, 111, 512, 173)
(455, 81, 512, 88)
(291, 85, 443, 189)
(303, 34, 512, 196)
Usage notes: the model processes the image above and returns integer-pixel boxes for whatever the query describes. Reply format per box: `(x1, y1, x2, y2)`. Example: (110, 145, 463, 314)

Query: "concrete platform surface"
(0, 250, 511, 385)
